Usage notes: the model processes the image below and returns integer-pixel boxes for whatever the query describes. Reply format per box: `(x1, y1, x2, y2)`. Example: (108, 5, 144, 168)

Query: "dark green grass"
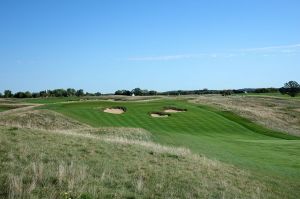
(41, 99, 300, 192)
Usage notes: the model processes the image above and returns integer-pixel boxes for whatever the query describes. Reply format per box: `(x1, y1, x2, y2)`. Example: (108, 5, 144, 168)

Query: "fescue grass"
(0, 126, 270, 199)
(238, 92, 300, 100)
(190, 94, 300, 136)
(39, 99, 300, 197)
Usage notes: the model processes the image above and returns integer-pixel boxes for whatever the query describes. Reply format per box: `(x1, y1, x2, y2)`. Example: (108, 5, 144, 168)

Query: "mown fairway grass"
(41, 99, 300, 193)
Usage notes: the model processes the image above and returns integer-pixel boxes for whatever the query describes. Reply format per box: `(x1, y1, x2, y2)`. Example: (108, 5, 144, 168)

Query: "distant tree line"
(114, 88, 157, 96)
(113, 82, 299, 97)
(2, 81, 298, 98)
(0, 88, 101, 98)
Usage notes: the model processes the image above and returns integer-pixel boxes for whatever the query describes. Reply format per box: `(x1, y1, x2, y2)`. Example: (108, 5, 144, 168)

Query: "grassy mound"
(0, 126, 268, 199)
(0, 109, 87, 130)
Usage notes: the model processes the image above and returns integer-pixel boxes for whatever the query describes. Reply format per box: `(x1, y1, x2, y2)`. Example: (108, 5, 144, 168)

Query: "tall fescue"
(0, 126, 270, 199)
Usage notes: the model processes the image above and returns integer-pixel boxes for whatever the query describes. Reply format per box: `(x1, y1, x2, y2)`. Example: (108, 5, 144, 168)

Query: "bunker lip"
(150, 111, 170, 118)
(104, 106, 127, 114)
(163, 106, 187, 113)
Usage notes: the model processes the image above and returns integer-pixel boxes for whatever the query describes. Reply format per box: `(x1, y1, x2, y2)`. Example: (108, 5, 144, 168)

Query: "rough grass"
(0, 109, 88, 130)
(0, 126, 270, 199)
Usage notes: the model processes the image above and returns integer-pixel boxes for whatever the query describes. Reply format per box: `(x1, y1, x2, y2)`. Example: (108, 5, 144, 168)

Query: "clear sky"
(0, 0, 299, 93)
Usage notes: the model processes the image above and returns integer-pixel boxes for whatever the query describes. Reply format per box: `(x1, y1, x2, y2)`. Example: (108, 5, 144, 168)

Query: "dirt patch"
(104, 107, 126, 114)
(150, 112, 170, 118)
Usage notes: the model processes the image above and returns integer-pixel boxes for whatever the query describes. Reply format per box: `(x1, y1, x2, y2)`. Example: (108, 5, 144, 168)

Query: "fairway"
(42, 99, 300, 191)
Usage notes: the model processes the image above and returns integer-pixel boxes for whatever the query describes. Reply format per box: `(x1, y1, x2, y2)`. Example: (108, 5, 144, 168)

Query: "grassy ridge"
(41, 99, 300, 186)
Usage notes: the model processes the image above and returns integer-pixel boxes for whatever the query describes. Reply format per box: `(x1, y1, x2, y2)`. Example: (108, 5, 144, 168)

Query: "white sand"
(150, 113, 169, 118)
(104, 108, 124, 114)
(164, 109, 185, 113)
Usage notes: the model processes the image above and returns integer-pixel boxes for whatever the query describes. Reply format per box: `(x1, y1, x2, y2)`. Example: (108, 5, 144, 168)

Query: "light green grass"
(40, 99, 300, 193)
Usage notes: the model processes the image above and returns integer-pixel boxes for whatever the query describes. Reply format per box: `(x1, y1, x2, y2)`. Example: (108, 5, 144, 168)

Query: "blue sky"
(0, 0, 299, 93)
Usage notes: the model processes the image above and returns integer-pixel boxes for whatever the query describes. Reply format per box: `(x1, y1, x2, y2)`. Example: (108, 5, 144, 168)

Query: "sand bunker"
(151, 113, 169, 118)
(150, 112, 170, 118)
(164, 109, 184, 113)
(163, 107, 187, 113)
(104, 108, 125, 114)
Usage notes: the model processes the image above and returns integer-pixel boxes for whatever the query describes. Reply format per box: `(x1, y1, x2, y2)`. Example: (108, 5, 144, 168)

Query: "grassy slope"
(0, 126, 269, 199)
(41, 99, 300, 194)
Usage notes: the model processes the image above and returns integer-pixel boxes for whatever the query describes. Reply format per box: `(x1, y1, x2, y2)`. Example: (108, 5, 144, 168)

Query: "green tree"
(132, 88, 142, 96)
(24, 91, 32, 98)
(283, 81, 300, 97)
(14, 92, 25, 98)
(75, 89, 84, 97)
(39, 90, 48, 97)
(149, 90, 157, 95)
(4, 90, 12, 98)
(32, 92, 40, 98)
(67, 88, 76, 96)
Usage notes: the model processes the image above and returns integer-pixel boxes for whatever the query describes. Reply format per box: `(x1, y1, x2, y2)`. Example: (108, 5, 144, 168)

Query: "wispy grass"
(0, 126, 270, 199)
